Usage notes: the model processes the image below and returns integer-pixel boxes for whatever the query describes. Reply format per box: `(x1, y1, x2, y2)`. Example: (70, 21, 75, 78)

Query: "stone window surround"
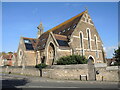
(86, 28, 92, 50)
(72, 35, 101, 43)
(75, 48, 102, 52)
(94, 35, 99, 59)
(79, 31, 85, 55)
(80, 32, 83, 48)
(19, 49, 23, 59)
(72, 30, 102, 55)
(72, 32, 102, 54)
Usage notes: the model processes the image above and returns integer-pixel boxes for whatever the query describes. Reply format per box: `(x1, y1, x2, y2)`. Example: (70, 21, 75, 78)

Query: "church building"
(17, 10, 106, 67)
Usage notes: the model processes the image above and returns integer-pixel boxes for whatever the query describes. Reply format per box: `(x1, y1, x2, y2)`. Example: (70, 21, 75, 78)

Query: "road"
(0, 73, 120, 89)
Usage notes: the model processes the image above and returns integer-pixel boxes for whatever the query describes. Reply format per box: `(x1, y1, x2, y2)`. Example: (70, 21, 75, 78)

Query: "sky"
(2, 2, 118, 58)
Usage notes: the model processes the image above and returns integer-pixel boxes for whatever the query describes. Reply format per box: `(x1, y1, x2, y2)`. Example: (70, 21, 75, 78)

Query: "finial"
(40, 22, 42, 25)
(85, 7, 88, 12)
(37, 21, 43, 29)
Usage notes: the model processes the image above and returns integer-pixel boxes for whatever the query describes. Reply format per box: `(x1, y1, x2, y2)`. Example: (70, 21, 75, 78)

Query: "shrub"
(35, 63, 47, 69)
(113, 47, 120, 66)
(56, 55, 87, 65)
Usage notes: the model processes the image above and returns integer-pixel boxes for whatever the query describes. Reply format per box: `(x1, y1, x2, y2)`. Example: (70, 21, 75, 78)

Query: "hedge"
(56, 55, 87, 65)
(35, 63, 47, 69)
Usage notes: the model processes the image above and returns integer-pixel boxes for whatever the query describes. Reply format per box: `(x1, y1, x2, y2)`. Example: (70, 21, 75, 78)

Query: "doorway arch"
(88, 55, 95, 64)
(48, 43, 55, 65)
(88, 55, 96, 81)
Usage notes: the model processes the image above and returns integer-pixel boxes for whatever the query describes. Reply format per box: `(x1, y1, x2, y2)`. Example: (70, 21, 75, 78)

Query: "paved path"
(1, 73, 120, 89)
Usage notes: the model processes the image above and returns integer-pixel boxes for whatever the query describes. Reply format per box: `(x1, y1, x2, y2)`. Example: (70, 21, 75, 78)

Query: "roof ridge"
(22, 37, 37, 40)
(54, 34, 67, 37)
(44, 10, 86, 34)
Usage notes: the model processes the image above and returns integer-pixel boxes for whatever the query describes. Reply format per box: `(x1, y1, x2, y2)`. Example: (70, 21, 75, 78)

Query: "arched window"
(94, 36, 97, 49)
(80, 33, 83, 48)
(87, 29, 91, 49)
(80, 32, 84, 56)
(19, 50, 22, 59)
(94, 35, 99, 58)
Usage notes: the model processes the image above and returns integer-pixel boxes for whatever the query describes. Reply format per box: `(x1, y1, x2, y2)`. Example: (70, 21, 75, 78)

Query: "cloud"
(104, 46, 118, 58)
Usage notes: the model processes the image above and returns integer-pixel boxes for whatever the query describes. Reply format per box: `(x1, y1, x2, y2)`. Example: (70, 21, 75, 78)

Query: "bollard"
(102, 76, 104, 81)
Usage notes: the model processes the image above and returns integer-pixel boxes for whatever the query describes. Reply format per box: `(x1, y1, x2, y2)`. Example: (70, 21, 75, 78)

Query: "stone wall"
(42, 64, 88, 80)
(42, 65, 119, 81)
(1, 65, 119, 82)
(95, 66, 119, 82)
(57, 50, 71, 59)
(24, 51, 36, 66)
(1, 66, 40, 76)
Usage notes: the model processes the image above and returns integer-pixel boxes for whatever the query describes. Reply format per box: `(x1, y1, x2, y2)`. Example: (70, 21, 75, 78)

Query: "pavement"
(1, 73, 120, 89)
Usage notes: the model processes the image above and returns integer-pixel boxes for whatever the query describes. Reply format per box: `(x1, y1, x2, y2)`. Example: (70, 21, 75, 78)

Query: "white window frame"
(79, 31, 84, 55)
(86, 28, 91, 50)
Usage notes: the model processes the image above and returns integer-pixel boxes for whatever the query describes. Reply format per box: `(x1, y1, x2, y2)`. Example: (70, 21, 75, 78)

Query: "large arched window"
(94, 35, 97, 49)
(87, 29, 91, 49)
(94, 35, 99, 58)
(80, 32, 84, 56)
(80, 33, 83, 48)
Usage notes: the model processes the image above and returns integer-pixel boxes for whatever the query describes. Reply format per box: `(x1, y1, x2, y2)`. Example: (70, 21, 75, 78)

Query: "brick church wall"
(24, 51, 36, 66)
(70, 15, 105, 62)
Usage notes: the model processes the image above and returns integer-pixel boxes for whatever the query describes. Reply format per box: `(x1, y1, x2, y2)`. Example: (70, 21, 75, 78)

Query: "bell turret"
(37, 22, 44, 38)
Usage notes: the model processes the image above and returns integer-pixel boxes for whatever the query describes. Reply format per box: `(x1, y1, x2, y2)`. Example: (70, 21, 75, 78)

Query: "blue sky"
(2, 2, 118, 58)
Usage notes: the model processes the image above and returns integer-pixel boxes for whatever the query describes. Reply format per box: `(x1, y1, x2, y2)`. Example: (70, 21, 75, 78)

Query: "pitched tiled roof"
(46, 10, 86, 34)
(54, 34, 68, 41)
(22, 37, 37, 50)
(2, 54, 13, 60)
(2, 53, 17, 60)
(36, 33, 49, 50)
(106, 58, 116, 61)
(36, 10, 87, 50)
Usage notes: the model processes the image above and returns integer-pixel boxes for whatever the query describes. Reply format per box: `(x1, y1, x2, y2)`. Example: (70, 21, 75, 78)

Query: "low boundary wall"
(42, 64, 88, 80)
(0, 64, 119, 82)
(1, 66, 40, 76)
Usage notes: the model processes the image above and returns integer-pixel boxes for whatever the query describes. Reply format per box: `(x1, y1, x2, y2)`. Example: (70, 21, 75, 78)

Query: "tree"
(113, 47, 120, 65)
(0, 52, 2, 56)
(1, 52, 6, 55)
(8, 52, 13, 54)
